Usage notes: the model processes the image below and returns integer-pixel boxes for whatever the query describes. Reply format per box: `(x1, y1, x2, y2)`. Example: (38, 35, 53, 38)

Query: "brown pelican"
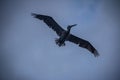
(32, 13, 99, 57)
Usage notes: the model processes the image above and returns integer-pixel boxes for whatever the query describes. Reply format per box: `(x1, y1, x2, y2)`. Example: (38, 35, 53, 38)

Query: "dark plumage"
(32, 13, 99, 57)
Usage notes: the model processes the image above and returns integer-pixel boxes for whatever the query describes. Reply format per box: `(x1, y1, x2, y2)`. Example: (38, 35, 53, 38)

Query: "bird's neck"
(67, 28, 71, 33)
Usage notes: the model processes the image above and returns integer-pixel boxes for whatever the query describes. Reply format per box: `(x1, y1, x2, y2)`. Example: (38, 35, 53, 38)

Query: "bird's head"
(67, 24, 77, 30)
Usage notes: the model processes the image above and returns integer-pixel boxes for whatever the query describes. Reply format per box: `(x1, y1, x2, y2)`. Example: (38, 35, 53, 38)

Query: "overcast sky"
(0, 0, 120, 80)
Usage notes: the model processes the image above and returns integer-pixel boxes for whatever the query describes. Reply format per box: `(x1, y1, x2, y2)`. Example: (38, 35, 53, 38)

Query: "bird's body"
(55, 25, 75, 46)
(32, 13, 99, 57)
(55, 31, 67, 46)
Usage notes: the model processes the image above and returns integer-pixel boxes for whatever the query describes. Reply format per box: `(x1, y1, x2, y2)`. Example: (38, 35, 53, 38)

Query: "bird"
(31, 13, 99, 57)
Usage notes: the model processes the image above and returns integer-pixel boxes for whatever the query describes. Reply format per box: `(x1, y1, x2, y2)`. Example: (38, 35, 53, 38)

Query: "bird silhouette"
(32, 13, 99, 57)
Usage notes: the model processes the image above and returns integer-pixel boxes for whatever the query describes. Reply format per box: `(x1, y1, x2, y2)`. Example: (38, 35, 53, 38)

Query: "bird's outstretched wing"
(32, 13, 65, 36)
(67, 34, 99, 57)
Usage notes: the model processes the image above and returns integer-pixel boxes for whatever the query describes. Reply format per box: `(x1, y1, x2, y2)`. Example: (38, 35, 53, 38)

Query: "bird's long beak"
(70, 24, 77, 28)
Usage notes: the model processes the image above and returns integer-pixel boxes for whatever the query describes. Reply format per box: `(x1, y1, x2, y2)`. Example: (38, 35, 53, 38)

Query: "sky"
(0, 0, 120, 80)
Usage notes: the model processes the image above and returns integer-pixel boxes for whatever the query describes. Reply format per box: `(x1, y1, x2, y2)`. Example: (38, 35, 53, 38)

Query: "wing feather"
(67, 34, 99, 57)
(32, 13, 65, 36)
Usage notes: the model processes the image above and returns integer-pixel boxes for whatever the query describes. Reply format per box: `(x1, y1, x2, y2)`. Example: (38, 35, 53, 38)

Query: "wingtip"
(94, 50, 99, 57)
(31, 13, 37, 17)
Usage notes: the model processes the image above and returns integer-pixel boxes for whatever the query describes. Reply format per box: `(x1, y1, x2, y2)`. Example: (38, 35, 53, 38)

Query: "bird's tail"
(55, 38, 59, 44)
(55, 38, 65, 47)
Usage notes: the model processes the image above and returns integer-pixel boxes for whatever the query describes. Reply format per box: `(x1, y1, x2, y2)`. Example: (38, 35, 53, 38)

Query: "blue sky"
(0, 0, 120, 80)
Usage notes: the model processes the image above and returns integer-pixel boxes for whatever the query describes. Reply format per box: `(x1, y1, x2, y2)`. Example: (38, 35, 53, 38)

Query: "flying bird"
(32, 13, 99, 57)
